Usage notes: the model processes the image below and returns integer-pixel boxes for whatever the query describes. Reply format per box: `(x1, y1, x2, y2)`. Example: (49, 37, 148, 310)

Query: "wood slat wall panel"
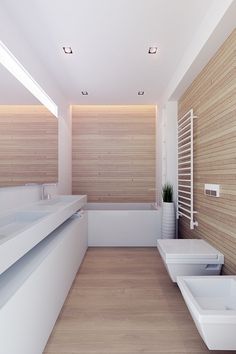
(0, 105, 58, 186)
(178, 29, 236, 275)
(72, 105, 156, 202)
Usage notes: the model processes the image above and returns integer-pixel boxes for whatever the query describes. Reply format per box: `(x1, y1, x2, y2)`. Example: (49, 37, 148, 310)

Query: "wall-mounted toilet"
(157, 239, 224, 282)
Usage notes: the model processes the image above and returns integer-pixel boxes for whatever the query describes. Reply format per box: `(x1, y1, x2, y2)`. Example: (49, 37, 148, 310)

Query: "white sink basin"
(0, 195, 87, 275)
(177, 276, 236, 350)
(39, 195, 76, 206)
(0, 211, 49, 238)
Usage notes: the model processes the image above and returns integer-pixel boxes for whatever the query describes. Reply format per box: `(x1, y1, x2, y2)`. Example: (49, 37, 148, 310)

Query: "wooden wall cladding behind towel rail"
(0, 105, 58, 186)
(72, 105, 156, 202)
(178, 29, 236, 275)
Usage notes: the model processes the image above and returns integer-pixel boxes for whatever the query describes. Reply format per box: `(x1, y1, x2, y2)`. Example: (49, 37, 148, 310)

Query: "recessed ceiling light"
(81, 91, 88, 95)
(63, 46, 73, 54)
(148, 46, 158, 54)
(138, 91, 144, 95)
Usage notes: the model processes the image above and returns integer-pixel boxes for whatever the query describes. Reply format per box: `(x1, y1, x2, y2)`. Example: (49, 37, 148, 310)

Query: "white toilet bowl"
(157, 239, 224, 282)
(177, 276, 236, 350)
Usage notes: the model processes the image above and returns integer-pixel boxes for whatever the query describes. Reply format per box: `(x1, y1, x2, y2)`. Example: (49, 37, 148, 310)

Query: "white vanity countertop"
(0, 195, 87, 275)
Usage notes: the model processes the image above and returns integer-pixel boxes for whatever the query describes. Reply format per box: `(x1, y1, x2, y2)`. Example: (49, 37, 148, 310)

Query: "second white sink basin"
(0, 194, 87, 275)
(0, 211, 49, 239)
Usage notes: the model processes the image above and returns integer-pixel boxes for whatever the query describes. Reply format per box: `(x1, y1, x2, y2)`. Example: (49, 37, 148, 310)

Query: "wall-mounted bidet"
(177, 276, 236, 350)
(157, 239, 224, 282)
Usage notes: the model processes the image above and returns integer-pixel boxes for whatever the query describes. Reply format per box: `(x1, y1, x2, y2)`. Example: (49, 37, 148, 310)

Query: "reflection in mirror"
(0, 64, 58, 187)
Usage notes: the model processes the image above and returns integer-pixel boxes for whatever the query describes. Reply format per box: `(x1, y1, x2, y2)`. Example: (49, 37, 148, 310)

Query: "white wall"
(58, 106, 72, 194)
(160, 101, 178, 237)
(161, 101, 178, 203)
(156, 105, 161, 206)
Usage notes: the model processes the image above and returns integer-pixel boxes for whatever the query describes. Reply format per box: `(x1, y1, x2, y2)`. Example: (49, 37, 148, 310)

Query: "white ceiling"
(0, 0, 222, 105)
(0, 65, 39, 104)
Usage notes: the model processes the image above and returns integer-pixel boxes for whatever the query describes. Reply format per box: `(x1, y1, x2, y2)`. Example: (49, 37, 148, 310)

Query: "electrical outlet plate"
(204, 184, 220, 197)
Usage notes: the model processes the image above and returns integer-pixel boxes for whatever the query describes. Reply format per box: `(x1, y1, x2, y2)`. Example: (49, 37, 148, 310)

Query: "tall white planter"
(161, 202, 175, 239)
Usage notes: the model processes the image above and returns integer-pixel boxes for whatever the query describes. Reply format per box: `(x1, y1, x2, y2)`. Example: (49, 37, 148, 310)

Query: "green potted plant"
(162, 183, 173, 203)
(161, 182, 175, 239)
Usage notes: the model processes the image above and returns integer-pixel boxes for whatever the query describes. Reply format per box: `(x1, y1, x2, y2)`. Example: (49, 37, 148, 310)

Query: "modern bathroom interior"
(0, 0, 236, 353)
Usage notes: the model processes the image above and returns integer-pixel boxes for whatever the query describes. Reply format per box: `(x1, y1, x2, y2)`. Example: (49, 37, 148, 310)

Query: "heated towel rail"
(177, 109, 198, 229)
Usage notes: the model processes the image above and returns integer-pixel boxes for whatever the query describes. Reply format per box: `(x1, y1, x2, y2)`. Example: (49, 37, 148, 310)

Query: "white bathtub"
(86, 203, 161, 246)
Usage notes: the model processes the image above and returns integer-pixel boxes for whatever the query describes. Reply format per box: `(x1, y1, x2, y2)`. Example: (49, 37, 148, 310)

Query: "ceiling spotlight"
(138, 91, 144, 96)
(63, 46, 73, 54)
(148, 46, 158, 54)
(81, 91, 88, 95)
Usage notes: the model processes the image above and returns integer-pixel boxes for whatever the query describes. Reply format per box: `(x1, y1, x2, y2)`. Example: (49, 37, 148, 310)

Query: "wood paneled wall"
(178, 29, 236, 274)
(0, 105, 58, 186)
(72, 105, 156, 202)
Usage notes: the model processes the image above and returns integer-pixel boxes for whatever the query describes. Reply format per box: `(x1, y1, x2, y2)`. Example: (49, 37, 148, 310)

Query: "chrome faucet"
(41, 183, 57, 200)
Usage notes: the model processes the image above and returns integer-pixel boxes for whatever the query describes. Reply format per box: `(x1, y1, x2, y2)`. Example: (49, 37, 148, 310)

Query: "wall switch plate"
(204, 184, 220, 197)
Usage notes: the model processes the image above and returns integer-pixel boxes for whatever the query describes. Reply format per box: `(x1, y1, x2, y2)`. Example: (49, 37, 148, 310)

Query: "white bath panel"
(87, 203, 161, 246)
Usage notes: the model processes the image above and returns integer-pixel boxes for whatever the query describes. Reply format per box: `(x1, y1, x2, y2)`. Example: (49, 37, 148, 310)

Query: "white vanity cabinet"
(0, 211, 88, 354)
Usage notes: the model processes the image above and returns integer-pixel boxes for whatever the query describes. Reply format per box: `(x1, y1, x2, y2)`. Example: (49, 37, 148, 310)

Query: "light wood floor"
(43, 248, 234, 354)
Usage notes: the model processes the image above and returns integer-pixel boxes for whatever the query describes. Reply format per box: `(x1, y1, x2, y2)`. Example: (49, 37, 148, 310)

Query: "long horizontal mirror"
(0, 63, 58, 187)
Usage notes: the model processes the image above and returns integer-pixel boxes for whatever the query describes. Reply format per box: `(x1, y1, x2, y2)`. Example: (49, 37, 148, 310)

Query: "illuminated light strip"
(0, 40, 58, 117)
